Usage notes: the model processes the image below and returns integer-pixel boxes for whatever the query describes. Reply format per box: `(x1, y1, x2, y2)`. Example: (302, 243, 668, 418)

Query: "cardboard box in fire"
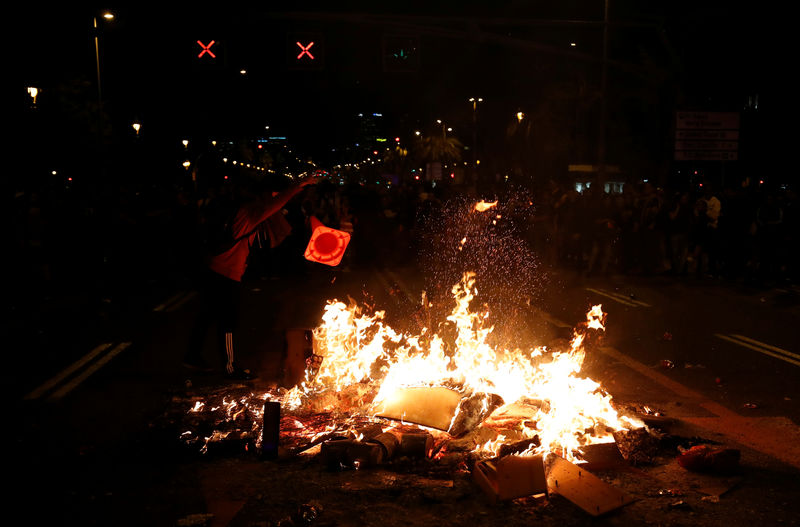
(375, 386, 503, 436)
(284, 328, 319, 387)
(472, 454, 549, 503)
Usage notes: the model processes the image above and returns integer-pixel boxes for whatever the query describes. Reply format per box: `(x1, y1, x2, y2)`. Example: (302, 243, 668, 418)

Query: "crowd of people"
(10, 170, 798, 318)
(526, 179, 798, 286)
(9, 166, 797, 377)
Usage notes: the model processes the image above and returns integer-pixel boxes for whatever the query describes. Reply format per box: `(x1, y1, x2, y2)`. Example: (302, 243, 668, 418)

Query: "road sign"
(674, 111, 739, 162)
(674, 151, 738, 161)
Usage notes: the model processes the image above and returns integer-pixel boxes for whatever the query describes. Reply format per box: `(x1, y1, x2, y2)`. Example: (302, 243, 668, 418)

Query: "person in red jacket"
(184, 176, 319, 380)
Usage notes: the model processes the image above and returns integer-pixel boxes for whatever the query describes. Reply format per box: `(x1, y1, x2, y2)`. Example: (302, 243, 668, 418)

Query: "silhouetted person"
(184, 176, 319, 379)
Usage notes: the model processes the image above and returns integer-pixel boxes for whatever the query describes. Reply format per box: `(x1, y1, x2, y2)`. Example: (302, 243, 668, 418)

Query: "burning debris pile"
(158, 198, 761, 523)
(168, 270, 702, 515)
(278, 271, 642, 458)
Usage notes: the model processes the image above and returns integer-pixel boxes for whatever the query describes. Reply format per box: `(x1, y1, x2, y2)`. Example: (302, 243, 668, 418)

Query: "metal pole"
(94, 17, 102, 108)
(598, 0, 609, 182)
(472, 100, 477, 186)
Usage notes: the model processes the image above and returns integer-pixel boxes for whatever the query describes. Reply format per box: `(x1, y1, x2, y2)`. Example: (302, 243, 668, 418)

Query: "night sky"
(21, 2, 783, 170)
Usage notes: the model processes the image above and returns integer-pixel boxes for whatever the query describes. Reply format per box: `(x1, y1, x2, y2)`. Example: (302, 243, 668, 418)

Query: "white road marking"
(25, 342, 113, 400)
(715, 334, 800, 368)
(153, 291, 196, 312)
(48, 342, 132, 401)
(24, 342, 133, 401)
(166, 291, 198, 312)
(585, 288, 643, 307)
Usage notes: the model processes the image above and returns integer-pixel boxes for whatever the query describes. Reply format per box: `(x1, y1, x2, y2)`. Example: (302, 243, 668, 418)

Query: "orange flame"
(474, 200, 498, 212)
(280, 272, 640, 460)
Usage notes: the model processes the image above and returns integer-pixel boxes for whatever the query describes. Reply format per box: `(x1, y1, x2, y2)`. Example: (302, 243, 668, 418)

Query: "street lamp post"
(93, 11, 113, 183)
(93, 12, 114, 110)
(469, 97, 483, 187)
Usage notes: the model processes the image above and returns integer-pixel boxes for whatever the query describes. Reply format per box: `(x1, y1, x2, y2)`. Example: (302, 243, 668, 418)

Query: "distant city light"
(27, 86, 39, 105)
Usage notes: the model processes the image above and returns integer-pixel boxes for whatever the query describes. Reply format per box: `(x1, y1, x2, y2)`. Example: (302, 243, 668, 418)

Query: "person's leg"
(211, 273, 255, 379)
(184, 271, 214, 370)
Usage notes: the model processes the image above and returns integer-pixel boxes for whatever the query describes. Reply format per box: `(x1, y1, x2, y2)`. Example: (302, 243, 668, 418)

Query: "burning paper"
(474, 200, 498, 212)
(278, 272, 640, 461)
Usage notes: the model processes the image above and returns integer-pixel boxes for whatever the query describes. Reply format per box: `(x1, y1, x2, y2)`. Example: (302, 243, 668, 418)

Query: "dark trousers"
(186, 270, 242, 372)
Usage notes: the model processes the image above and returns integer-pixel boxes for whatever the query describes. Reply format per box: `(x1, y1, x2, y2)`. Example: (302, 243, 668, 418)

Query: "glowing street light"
(27, 86, 39, 106)
(93, 11, 114, 106)
(182, 139, 189, 148)
(517, 111, 525, 122)
(132, 121, 141, 135)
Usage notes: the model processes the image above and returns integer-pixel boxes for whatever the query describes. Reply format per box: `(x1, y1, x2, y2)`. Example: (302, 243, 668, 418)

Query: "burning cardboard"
(546, 455, 635, 516)
(473, 454, 548, 502)
(321, 439, 384, 469)
(283, 328, 315, 387)
(398, 431, 434, 458)
(375, 386, 463, 431)
(448, 392, 504, 437)
(573, 442, 628, 471)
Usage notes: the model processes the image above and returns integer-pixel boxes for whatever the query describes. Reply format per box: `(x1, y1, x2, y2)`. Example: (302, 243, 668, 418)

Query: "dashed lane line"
(24, 341, 132, 402)
(585, 288, 651, 308)
(715, 333, 800, 368)
(165, 291, 198, 312)
(153, 291, 197, 312)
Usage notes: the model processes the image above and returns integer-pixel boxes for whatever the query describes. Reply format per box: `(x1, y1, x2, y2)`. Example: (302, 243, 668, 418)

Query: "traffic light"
(382, 35, 419, 72)
(192, 39, 224, 71)
(287, 33, 324, 70)
(196, 40, 218, 59)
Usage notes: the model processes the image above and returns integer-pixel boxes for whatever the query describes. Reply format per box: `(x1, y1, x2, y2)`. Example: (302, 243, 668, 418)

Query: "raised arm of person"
(250, 176, 321, 226)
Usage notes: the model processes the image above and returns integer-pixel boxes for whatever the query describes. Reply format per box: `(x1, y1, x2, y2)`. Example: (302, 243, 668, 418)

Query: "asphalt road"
(9, 257, 800, 525)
